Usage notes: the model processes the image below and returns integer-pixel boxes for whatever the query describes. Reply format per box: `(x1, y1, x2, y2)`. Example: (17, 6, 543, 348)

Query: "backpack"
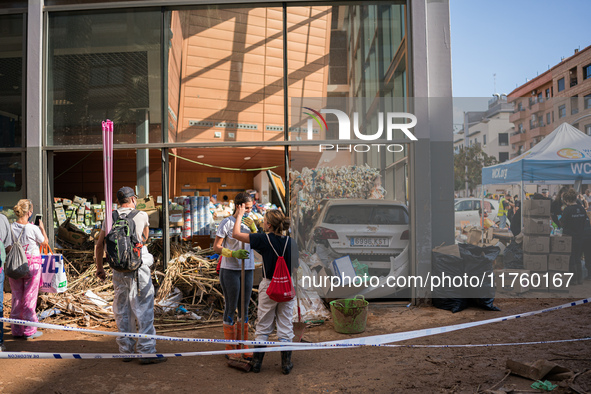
(263, 233, 295, 303)
(105, 210, 143, 272)
(5, 226, 30, 279)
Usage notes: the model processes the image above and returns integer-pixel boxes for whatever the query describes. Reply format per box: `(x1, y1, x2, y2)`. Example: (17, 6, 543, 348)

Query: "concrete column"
(26, 0, 44, 214)
(410, 0, 454, 301)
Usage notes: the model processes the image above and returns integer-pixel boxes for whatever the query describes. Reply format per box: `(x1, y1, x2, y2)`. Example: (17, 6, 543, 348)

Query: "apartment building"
(453, 95, 513, 163)
(508, 45, 591, 157)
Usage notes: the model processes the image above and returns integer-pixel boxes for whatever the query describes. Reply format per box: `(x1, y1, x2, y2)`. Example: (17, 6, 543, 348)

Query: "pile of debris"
(34, 239, 253, 331)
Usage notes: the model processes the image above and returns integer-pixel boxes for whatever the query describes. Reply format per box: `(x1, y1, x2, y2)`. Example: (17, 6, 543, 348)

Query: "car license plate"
(350, 237, 389, 247)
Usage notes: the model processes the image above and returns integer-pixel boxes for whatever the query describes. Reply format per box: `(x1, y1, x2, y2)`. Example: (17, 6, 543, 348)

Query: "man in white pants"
(94, 186, 165, 365)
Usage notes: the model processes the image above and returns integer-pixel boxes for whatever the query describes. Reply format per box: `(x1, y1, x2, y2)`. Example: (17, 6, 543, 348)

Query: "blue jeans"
(499, 215, 507, 229)
(0, 268, 4, 345)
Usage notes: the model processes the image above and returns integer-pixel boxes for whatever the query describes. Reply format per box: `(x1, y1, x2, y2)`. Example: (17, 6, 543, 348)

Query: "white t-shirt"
(102, 208, 149, 241)
(216, 216, 254, 270)
(11, 222, 44, 256)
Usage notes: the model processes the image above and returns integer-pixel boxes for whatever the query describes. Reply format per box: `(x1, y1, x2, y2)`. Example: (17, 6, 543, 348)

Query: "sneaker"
(139, 357, 168, 365)
(0, 343, 6, 352)
(25, 332, 43, 340)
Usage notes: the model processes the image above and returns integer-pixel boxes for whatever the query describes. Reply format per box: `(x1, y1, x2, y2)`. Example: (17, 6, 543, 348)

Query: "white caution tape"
(2, 336, 589, 360)
(0, 298, 588, 358)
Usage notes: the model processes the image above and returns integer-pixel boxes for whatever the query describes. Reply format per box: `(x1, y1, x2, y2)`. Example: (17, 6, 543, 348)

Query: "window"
(546, 112, 551, 125)
(569, 67, 578, 87)
(498, 133, 508, 146)
(518, 102, 524, 111)
(454, 200, 473, 212)
(499, 152, 509, 162)
(585, 124, 591, 136)
(545, 88, 550, 98)
(558, 104, 566, 118)
(584, 64, 591, 80)
(557, 77, 565, 92)
(571, 96, 579, 115)
(483, 135, 486, 146)
(585, 94, 591, 110)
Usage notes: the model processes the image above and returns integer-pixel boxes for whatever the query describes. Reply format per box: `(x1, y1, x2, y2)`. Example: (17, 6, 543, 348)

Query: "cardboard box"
(523, 199, 551, 217)
(468, 227, 482, 245)
(136, 196, 156, 211)
(494, 269, 530, 293)
(529, 272, 549, 292)
(548, 254, 570, 272)
(169, 209, 184, 227)
(73, 195, 87, 205)
(550, 235, 572, 254)
(432, 244, 461, 257)
(523, 253, 548, 271)
(57, 220, 89, 245)
(523, 218, 552, 236)
(191, 234, 211, 250)
(144, 209, 160, 228)
(523, 235, 550, 254)
(548, 271, 570, 292)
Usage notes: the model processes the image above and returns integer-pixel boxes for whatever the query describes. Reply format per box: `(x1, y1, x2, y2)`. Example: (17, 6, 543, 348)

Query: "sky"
(450, 0, 591, 99)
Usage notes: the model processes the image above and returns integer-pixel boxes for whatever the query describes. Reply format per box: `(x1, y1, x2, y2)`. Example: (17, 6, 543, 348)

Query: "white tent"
(482, 123, 591, 185)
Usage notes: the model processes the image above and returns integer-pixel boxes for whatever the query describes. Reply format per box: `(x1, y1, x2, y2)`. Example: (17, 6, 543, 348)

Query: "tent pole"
(520, 180, 525, 234)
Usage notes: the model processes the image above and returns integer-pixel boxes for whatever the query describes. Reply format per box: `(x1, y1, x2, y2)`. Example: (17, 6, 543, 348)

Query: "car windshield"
(324, 205, 409, 225)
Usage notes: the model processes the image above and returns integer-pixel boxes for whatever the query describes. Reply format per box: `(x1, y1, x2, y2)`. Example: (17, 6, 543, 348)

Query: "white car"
(306, 199, 409, 272)
(454, 198, 500, 228)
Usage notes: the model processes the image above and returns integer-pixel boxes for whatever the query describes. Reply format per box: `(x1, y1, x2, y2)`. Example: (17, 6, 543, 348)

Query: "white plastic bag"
(40, 251, 68, 293)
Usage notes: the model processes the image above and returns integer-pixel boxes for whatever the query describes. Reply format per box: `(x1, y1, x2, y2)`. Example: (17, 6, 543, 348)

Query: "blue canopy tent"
(481, 123, 591, 232)
(483, 123, 591, 186)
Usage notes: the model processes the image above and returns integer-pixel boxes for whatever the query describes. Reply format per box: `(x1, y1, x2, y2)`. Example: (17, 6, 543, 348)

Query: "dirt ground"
(1, 295, 590, 394)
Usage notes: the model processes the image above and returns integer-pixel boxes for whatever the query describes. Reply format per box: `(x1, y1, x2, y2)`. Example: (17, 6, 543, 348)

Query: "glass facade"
(47, 9, 162, 146)
(0, 13, 25, 212)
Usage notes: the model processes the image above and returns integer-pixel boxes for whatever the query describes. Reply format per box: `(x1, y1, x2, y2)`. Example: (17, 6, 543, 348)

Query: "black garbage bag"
(432, 244, 501, 313)
(432, 250, 468, 313)
(503, 240, 523, 269)
(461, 244, 501, 311)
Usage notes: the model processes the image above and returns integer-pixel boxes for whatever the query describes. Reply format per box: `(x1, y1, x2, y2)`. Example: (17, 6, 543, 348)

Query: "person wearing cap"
(94, 186, 165, 364)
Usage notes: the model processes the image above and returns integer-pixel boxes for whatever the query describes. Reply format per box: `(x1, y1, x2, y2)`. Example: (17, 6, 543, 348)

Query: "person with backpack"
(0, 212, 14, 351)
(9, 199, 48, 340)
(94, 186, 165, 364)
(232, 205, 298, 375)
(212, 192, 256, 362)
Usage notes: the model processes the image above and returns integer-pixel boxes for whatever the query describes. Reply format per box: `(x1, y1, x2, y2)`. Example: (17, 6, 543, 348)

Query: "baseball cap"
(117, 186, 137, 202)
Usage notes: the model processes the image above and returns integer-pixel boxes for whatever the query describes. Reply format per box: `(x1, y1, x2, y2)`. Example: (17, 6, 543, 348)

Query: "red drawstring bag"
(216, 255, 222, 274)
(264, 233, 295, 303)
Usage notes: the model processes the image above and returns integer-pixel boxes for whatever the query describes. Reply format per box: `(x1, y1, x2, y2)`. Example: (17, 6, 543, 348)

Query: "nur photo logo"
(301, 107, 418, 152)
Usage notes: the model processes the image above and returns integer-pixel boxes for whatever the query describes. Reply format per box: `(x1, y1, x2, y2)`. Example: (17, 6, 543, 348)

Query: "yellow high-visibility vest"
(498, 197, 507, 216)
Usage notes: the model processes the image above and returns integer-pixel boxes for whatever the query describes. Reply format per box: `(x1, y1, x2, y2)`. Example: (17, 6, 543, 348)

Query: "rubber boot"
(236, 322, 253, 359)
(223, 323, 239, 359)
(281, 351, 293, 375)
(251, 346, 265, 373)
(576, 261, 583, 285)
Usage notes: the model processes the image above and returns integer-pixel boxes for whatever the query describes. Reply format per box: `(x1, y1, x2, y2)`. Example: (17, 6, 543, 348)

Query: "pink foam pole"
(102, 119, 114, 234)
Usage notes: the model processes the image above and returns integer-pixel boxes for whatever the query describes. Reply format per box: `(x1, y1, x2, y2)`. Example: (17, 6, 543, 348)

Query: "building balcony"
(529, 126, 545, 139)
(510, 131, 527, 145)
(530, 98, 551, 113)
(510, 111, 525, 123)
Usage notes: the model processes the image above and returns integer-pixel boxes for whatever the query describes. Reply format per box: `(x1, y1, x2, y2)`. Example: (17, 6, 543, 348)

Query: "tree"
(454, 144, 498, 194)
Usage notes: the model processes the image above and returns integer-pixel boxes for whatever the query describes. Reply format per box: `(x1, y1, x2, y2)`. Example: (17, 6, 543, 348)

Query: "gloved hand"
(222, 247, 250, 260)
(242, 217, 257, 233)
